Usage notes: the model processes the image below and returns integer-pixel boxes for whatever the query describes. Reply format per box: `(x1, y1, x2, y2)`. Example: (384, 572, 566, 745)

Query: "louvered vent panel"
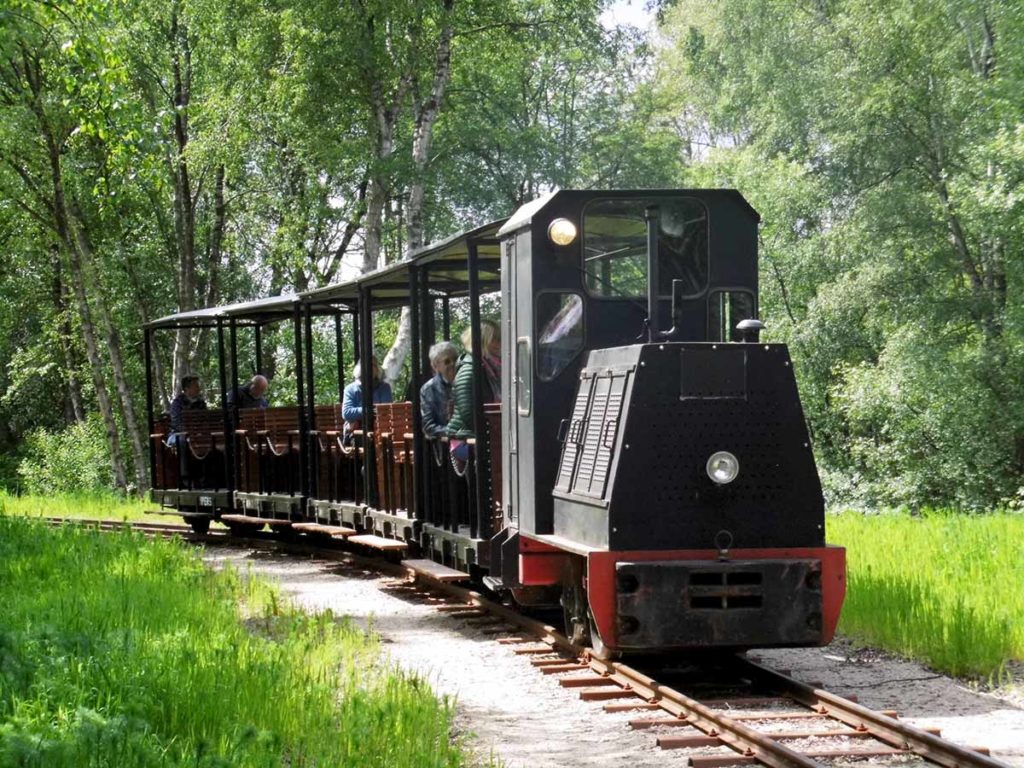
(571, 376, 612, 496)
(555, 374, 594, 491)
(587, 372, 629, 498)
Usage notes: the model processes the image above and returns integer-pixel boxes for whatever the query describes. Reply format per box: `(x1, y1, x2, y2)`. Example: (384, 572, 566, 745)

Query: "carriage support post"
(467, 239, 492, 542)
(254, 324, 263, 376)
(293, 304, 308, 506)
(359, 286, 378, 509)
(228, 320, 240, 497)
(217, 319, 234, 498)
(334, 312, 346, 404)
(409, 266, 425, 521)
(304, 303, 318, 500)
(645, 205, 660, 341)
(143, 328, 157, 491)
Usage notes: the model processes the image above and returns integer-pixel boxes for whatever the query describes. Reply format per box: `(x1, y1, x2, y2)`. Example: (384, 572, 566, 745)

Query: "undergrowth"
(0, 515, 466, 767)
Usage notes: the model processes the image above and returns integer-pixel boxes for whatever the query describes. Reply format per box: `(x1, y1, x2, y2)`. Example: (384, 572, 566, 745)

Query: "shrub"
(16, 416, 113, 495)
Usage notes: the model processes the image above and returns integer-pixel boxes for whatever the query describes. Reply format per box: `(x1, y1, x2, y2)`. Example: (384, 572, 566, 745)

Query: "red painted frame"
(518, 535, 846, 651)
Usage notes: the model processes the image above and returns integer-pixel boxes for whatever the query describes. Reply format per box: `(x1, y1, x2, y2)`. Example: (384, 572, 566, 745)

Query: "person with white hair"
(420, 341, 458, 438)
(342, 355, 393, 440)
(227, 374, 269, 409)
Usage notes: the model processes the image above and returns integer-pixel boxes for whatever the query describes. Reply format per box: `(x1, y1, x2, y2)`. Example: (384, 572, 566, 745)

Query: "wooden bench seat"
(234, 406, 302, 496)
(151, 410, 228, 492)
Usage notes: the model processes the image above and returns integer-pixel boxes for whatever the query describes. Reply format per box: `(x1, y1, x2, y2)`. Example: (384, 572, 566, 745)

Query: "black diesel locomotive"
(145, 189, 846, 656)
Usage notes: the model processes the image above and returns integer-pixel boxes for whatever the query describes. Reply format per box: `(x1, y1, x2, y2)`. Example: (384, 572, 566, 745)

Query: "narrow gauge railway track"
(40, 516, 219, 539)
(382, 576, 1008, 768)
(44, 516, 1009, 768)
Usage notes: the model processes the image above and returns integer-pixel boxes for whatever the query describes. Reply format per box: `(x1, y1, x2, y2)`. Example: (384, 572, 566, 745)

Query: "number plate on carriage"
(199, 495, 214, 507)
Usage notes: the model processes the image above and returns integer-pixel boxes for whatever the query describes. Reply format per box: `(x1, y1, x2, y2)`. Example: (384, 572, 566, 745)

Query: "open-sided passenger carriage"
(145, 295, 338, 533)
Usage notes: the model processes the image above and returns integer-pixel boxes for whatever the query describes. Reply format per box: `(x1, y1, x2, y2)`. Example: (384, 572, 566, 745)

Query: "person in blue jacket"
(342, 356, 393, 441)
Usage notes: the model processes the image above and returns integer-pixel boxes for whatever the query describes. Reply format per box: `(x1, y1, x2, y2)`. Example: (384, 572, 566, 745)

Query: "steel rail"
(734, 657, 1005, 768)
(586, 658, 821, 768)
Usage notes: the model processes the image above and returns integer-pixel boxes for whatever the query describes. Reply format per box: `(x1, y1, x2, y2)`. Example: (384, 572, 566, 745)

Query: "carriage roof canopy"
(301, 218, 506, 309)
(146, 217, 507, 329)
(145, 294, 304, 330)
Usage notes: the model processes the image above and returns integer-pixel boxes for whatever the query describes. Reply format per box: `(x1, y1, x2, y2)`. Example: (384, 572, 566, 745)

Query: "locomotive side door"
(502, 236, 520, 528)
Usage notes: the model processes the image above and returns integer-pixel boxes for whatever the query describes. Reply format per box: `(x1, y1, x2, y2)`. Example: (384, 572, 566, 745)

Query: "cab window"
(536, 292, 584, 381)
(583, 197, 708, 298)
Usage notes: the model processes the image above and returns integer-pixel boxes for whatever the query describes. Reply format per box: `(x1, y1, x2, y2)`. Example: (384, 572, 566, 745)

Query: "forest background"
(1, 0, 1022, 512)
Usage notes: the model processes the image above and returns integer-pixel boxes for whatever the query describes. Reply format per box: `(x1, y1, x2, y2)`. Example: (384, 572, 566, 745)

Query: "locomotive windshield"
(582, 197, 708, 298)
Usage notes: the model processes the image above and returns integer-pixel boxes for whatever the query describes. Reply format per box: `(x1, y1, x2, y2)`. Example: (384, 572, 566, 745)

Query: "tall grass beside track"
(0, 490, 166, 523)
(829, 510, 1024, 680)
(0, 515, 467, 767)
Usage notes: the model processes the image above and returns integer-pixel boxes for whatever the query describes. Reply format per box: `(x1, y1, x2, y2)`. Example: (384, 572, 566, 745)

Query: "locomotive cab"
(494, 190, 846, 655)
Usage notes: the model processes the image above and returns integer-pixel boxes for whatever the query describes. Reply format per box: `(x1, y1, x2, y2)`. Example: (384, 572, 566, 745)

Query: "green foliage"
(0, 516, 467, 767)
(16, 416, 114, 496)
(658, 0, 1024, 509)
(830, 509, 1024, 678)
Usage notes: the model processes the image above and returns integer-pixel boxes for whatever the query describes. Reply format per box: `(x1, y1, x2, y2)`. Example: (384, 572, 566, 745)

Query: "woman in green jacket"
(448, 319, 501, 467)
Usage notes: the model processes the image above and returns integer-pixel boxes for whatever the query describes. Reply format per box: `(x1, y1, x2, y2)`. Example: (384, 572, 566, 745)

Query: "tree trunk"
(68, 212, 150, 492)
(169, 0, 198, 387)
(52, 253, 85, 423)
(382, 2, 455, 384)
(58, 215, 128, 491)
(192, 166, 226, 375)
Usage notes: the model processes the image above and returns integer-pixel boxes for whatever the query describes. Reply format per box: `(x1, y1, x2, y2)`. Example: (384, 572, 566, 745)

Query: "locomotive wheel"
(587, 614, 619, 661)
(560, 558, 621, 659)
(560, 561, 591, 647)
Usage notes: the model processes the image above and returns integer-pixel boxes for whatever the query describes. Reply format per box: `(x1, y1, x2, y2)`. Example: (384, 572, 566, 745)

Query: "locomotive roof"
(496, 188, 760, 237)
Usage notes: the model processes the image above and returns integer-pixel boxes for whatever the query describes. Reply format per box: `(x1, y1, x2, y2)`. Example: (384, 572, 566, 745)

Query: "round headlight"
(547, 218, 578, 246)
(706, 451, 739, 484)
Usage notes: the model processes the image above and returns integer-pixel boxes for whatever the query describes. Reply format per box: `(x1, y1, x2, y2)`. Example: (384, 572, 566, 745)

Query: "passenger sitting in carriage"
(342, 355, 393, 443)
(447, 320, 501, 467)
(420, 341, 458, 438)
(227, 374, 269, 409)
(168, 375, 207, 445)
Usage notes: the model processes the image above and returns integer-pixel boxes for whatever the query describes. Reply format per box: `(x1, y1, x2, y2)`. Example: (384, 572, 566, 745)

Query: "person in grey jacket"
(420, 341, 458, 438)
(227, 374, 269, 409)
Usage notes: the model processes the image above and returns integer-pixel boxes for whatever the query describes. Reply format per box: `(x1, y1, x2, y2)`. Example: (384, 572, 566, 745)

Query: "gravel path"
(204, 547, 1024, 768)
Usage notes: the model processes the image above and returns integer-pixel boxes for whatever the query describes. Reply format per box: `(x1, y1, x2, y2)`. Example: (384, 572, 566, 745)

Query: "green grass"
(828, 510, 1024, 679)
(0, 490, 171, 523)
(0, 515, 468, 767)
